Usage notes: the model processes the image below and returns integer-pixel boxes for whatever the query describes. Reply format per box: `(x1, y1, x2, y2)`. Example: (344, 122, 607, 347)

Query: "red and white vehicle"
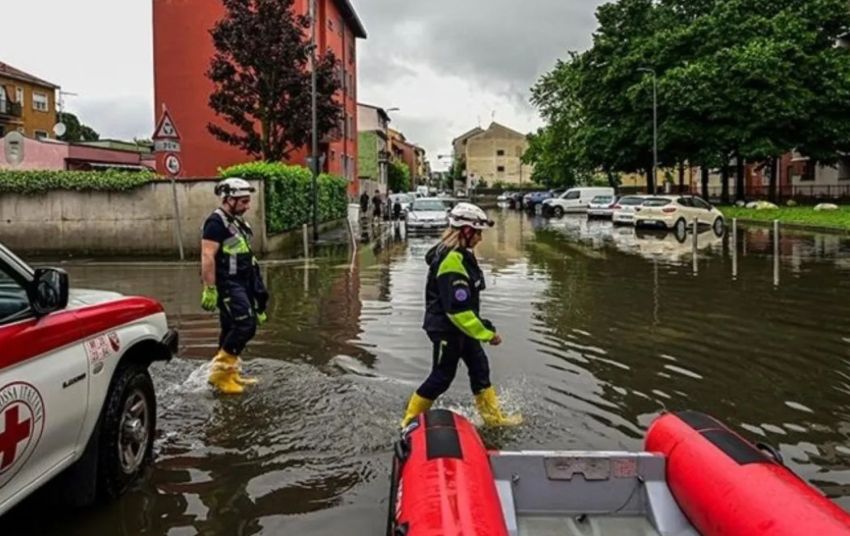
(0, 242, 177, 516)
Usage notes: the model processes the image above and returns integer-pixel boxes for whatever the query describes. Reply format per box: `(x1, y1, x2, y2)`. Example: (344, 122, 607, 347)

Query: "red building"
(152, 0, 366, 195)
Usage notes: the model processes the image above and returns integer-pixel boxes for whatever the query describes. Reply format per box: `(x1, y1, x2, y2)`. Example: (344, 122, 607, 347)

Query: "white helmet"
(449, 202, 494, 230)
(215, 177, 255, 199)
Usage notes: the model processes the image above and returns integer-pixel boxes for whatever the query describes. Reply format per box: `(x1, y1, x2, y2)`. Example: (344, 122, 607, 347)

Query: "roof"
(452, 127, 484, 145)
(334, 0, 367, 39)
(358, 102, 390, 122)
(0, 61, 59, 89)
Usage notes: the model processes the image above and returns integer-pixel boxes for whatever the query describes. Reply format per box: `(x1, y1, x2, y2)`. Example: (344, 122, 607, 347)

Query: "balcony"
(0, 100, 22, 118)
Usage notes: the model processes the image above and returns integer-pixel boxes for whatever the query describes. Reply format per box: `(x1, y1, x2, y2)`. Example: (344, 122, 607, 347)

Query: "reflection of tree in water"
(258, 245, 377, 367)
(525, 228, 850, 482)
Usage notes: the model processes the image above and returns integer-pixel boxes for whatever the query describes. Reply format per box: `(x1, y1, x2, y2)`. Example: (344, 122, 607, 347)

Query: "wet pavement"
(7, 208, 850, 535)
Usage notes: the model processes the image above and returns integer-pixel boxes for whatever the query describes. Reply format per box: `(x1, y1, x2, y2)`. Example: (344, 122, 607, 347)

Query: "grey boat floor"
(518, 515, 662, 536)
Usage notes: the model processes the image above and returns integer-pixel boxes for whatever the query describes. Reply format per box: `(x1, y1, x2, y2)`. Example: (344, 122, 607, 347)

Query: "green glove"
(201, 286, 218, 311)
(257, 311, 268, 325)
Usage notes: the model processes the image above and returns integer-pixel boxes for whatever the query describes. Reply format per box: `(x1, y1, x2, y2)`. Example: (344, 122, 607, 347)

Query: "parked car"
(543, 187, 616, 217)
(612, 196, 650, 226)
(634, 195, 725, 236)
(507, 191, 525, 209)
(497, 191, 512, 203)
(406, 198, 451, 233)
(0, 242, 177, 516)
(523, 189, 564, 212)
(587, 194, 619, 219)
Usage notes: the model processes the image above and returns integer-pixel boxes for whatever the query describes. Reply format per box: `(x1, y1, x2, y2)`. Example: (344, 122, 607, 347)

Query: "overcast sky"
(2, 0, 603, 170)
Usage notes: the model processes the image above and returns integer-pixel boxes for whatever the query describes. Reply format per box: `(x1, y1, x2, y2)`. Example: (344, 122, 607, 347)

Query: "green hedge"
(221, 162, 348, 234)
(0, 169, 155, 194)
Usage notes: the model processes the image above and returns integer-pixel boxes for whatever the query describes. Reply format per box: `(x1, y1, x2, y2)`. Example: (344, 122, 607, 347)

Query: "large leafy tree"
(388, 160, 410, 193)
(531, 0, 850, 201)
(57, 112, 99, 142)
(207, 0, 343, 162)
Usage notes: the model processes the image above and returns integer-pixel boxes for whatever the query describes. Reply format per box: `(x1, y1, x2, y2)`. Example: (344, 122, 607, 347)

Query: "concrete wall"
(0, 178, 267, 257)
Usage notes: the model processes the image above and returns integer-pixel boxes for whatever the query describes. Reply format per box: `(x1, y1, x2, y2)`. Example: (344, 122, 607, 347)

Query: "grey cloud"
(74, 96, 153, 140)
(355, 0, 604, 91)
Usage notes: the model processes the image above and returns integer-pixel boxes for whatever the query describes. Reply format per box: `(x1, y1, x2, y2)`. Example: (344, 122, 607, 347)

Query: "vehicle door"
(0, 254, 88, 511)
(691, 196, 714, 222)
(562, 189, 581, 211)
(677, 197, 696, 223)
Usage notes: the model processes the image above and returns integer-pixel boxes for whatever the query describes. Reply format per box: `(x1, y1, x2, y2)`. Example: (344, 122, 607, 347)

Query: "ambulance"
(0, 242, 177, 516)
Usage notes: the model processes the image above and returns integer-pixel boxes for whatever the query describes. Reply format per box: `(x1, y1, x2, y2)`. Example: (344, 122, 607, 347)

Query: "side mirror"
(28, 268, 69, 316)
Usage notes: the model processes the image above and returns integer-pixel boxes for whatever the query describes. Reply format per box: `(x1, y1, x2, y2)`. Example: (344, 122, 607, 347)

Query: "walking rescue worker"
(200, 177, 270, 395)
(400, 202, 522, 428)
(371, 190, 383, 221)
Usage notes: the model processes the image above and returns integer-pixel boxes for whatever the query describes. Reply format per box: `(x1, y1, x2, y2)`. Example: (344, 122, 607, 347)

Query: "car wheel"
(713, 217, 725, 237)
(553, 206, 564, 218)
(97, 364, 156, 500)
(674, 218, 688, 243)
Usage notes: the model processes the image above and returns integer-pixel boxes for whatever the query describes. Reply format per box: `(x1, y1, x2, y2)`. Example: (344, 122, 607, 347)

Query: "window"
(564, 191, 580, 200)
(801, 162, 816, 182)
(496, 149, 505, 156)
(348, 115, 354, 140)
(0, 268, 30, 325)
(497, 166, 505, 173)
(692, 197, 711, 210)
(677, 197, 694, 207)
(34, 130, 49, 140)
(15, 87, 23, 104)
(33, 92, 49, 112)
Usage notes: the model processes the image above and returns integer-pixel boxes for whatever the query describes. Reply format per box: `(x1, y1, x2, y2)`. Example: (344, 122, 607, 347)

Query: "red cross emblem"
(0, 382, 45, 486)
(0, 405, 31, 471)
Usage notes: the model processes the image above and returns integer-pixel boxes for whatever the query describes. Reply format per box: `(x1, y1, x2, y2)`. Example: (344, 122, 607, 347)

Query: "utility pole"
(310, 0, 319, 241)
(639, 67, 658, 194)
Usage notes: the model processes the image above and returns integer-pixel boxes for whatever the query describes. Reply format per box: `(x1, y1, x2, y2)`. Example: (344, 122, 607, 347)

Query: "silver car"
(587, 195, 618, 219)
(612, 195, 648, 226)
(405, 198, 450, 232)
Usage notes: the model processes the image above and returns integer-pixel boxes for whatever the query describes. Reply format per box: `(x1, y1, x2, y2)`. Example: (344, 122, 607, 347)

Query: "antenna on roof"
(54, 90, 78, 139)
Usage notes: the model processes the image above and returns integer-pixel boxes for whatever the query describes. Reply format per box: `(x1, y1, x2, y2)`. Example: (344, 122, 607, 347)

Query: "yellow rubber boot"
(400, 393, 434, 428)
(475, 387, 523, 427)
(208, 350, 244, 395)
(234, 358, 259, 386)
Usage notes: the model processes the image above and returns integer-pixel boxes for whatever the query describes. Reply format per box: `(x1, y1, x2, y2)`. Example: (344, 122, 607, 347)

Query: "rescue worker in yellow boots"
(401, 202, 522, 428)
(200, 178, 270, 394)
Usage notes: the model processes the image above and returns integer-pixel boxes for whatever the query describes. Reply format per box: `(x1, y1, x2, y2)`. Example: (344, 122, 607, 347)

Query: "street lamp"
(638, 67, 658, 195)
(309, 0, 319, 241)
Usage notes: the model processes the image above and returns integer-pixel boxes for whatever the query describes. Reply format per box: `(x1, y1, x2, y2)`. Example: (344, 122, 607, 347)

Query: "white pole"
(692, 217, 699, 275)
(732, 218, 738, 279)
(773, 220, 780, 287)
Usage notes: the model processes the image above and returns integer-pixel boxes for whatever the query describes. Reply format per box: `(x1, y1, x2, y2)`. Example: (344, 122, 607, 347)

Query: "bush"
(0, 169, 155, 195)
(221, 161, 348, 234)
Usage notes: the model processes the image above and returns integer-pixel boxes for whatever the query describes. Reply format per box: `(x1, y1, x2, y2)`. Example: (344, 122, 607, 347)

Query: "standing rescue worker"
(400, 203, 522, 427)
(201, 178, 269, 395)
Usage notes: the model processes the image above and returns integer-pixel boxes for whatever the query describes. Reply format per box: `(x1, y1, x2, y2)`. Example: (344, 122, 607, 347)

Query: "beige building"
(463, 122, 533, 187)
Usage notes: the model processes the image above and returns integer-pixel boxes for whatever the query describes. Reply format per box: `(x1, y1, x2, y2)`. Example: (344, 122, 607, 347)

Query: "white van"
(543, 187, 616, 217)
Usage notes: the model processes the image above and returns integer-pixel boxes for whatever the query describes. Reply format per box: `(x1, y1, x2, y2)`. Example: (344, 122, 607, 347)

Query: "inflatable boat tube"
(646, 411, 850, 536)
(389, 409, 508, 536)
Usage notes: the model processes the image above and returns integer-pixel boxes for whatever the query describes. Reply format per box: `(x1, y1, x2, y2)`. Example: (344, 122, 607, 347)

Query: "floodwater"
(7, 208, 850, 535)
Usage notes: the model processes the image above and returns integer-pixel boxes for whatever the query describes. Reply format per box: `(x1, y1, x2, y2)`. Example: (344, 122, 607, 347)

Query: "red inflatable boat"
(388, 410, 850, 536)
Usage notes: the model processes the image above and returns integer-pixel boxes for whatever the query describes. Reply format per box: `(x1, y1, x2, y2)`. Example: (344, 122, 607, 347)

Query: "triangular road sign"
(153, 109, 181, 140)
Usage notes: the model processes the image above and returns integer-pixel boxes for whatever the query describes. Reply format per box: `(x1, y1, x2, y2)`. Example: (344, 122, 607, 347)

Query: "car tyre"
(97, 364, 156, 500)
(674, 218, 688, 243)
(713, 217, 725, 237)
(553, 206, 564, 218)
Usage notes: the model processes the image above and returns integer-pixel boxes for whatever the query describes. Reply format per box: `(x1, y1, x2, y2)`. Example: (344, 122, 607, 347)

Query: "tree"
(56, 112, 99, 142)
(207, 0, 343, 162)
(388, 160, 410, 193)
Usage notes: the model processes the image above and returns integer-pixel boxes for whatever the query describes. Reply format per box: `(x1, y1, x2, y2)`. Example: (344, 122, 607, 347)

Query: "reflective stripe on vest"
(215, 209, 254, 276)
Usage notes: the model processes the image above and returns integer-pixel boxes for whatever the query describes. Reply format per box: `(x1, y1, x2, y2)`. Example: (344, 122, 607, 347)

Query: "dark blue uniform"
(203, 209, 268, 356)
(416, 244, 496, 400)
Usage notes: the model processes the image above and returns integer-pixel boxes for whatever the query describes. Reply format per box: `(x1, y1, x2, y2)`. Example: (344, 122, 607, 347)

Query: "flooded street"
(8, 208, 850, 535)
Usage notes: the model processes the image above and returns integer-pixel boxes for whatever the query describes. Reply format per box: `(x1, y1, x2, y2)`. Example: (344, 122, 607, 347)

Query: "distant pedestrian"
(359, 191, 369, 218)
(393, 197, 403, 221)
(385, 190, 394, 221)
(372, 190, 383, 221)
